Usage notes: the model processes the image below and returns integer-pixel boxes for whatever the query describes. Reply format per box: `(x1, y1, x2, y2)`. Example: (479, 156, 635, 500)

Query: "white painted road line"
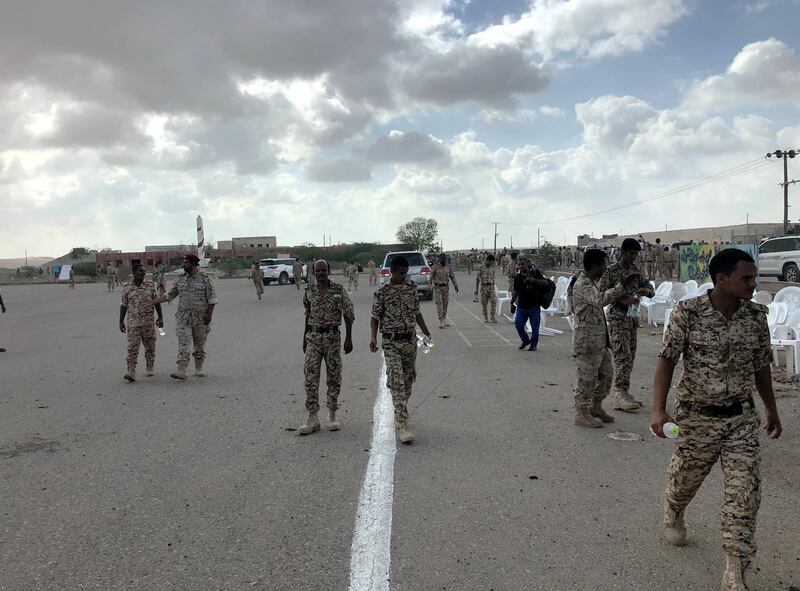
(347, 353, 396, 591)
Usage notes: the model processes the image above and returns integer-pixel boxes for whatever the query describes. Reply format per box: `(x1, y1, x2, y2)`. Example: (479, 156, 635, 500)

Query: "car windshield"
(385, 253, 426, 268)
(260, 260, 276, 265)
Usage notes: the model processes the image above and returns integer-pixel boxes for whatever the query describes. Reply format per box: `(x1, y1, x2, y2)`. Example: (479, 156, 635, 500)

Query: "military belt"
(381, 331, 414, 342)
(481, 282, 494, 286)
(310, 325, 339, 334)
(677, 397, 754, 418)
(436, 283, 448, 287)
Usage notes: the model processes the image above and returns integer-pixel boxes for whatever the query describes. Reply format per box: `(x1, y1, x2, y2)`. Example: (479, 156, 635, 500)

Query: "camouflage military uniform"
(598, 262, 654, 406)
(466, 255, 474, 274)
(167, 272, 217, 370)
(293, 261, 303, 290)
(431, 262, 458, 321)
(68, 268, 75, 289)
(642, 247, 655, 280)
(372, 281, 420, 423)
(121, 279, 158, 372)
(571, 272, 624, 408)
(659, 294, 771, 561)
(153, 266, 167, 296)
(251, 265, 264, 299)
(476, 263, 497, 321)
(106, 266, 115, 291)
(655, 246, 666, 280)
(308, 260, 317, 288)
(506, 260, 517, 292)
(303, 281, 354, 413)
(346, 263, 359, 291)
(367, 259, 377, 287)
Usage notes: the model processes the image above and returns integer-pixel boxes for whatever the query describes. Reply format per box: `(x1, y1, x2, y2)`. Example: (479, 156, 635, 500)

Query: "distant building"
(577, 222, 789, 248)
(145, 244, 195, 252)
(95, 248, 195, 270)
(231, 236, 277, 249)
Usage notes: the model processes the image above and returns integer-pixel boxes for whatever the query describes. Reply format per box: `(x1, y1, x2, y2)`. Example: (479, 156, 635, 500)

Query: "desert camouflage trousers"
(573, 348, 613, 408)
(127, 325, 156, 369)
(479, 285, 497, 320)
(253, 278, 264, 296)
(369, 270, 377, 286)
(664, 405, 761, 558)
(434, 287, 450, 320)
(608, 316, 638, 400)
(382, 339, 417, 423)
(293, 271, 302, 289)
(303, 331, 342, 412)
(176, 318, 210, 368)
(348, 274, 359, 290)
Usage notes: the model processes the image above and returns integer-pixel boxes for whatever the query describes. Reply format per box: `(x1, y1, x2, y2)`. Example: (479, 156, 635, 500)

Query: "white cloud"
(682, 38, 800, 111)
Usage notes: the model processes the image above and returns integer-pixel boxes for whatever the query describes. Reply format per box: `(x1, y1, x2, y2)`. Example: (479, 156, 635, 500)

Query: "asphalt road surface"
(1, 275, 798, 591)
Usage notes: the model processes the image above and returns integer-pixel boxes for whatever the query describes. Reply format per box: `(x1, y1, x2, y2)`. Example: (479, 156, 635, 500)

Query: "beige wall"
(578, 223, 785, 247)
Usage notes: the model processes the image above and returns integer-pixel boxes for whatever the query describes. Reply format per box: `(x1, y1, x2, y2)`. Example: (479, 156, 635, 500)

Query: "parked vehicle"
(258, 258, 307, 285)
(758, 236, 800, 282)
(379, 251, 433, 299)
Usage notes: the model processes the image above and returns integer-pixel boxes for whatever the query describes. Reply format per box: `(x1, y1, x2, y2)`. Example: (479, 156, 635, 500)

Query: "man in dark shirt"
(510, 258, 552, 351)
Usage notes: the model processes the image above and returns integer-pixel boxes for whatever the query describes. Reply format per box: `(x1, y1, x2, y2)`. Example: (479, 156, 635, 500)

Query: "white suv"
(379, 251, 433, 299)
(758, 236, 800, 282)
(259, 258, 307, 285)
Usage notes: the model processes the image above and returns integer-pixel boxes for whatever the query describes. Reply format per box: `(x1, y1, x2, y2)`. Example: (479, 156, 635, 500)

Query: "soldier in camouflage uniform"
(250, 263, 264, 300)
(119, 264, 163, 381)
(370, 255, 432, 444)
(506, 252, 518, 291)
(466, 252, 474, 274)
(367, 258, 377, 287)
(474, 255, 498, 322)
(346, 259, 359, 291)
(598, 238, 655, 412)
(654, 238, 666, 280)
(106, 263, 115, 292)
(308, 258, 317, 288)
(297, 260, 354, 435)
(148, 254, 217, 380)
(652, 249, 782, 591)
(431, 253, 459, 329)
(643, 244, 655, 280)
(571, 250, 635, 427)
(68, 267, 75, 289)
(292, 259, 303, 290)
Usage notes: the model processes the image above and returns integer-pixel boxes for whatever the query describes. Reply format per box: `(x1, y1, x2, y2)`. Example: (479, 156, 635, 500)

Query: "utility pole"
(767, 149, 798, 234)
(537, 227, 541, 249)
(493, 222, 498, 256)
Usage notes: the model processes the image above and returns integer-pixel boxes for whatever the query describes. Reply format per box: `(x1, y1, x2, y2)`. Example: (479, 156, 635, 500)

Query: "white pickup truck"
(258, 258, 308, 285)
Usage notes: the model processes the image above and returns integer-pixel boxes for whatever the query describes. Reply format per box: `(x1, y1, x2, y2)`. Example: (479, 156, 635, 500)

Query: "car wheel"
(784, 263, 799, 283)
(279, 272, 289, 285)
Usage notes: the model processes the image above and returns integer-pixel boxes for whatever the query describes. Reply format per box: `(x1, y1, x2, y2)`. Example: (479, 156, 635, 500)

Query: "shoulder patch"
(746, 300, 768, 314)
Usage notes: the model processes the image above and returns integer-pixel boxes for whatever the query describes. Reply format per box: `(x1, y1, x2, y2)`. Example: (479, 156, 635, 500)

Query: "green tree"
(531, 241, 559, 270)
(219, 257, 251, 278)
(72, 262, 98, 278)
(396, 217, 439, 251)
(69, 247, 90, 259)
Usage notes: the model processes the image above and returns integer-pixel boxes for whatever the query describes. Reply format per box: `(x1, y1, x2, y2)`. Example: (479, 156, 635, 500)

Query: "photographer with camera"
(509, 257, 554, 351)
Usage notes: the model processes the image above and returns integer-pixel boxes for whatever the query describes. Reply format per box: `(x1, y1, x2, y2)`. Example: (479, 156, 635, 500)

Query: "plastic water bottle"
(417, 334, 434, 355)
(663, 422, 680, 438)
(158, 327, 166, 337)
(627, 297, 640, 318)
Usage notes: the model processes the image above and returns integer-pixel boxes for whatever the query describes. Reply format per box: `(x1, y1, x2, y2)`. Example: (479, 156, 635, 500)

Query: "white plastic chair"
(773, 286, 800, 310)
(697, 282, 713, 294)
(684, 280, 698, 294)
(663, 307, 674, 339)
(753, 291, 773, 305)
(496, 287, 511, 317)
(771, 324, 800, 375)
(642, 281, 674, 325)
(767, 302, 789, 329)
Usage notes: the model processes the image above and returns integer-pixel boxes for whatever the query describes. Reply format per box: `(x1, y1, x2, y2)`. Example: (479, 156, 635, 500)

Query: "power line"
(497, 157, 774, 226)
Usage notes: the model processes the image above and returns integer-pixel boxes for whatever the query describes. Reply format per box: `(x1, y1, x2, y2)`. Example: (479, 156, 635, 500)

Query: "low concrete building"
(578, 222, 789, 248)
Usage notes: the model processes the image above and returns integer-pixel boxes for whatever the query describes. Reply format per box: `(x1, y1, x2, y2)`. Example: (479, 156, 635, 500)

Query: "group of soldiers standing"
(110, 242, 783, 589)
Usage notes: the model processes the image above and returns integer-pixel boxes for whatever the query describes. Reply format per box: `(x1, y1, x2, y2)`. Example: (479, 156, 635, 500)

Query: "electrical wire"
(497, 157, 775, 226)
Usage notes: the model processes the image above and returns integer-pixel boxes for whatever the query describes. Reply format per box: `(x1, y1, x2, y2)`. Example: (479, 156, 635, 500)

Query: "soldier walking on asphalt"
(506, 252, 518, 291)
(431, 253, 458, 329)
(106, 263, 115, 292)
(147, 254, 217, 380)
(119, 264, 163, 381)
(598, 238, 655, 412)
(474, 254, 497, 322)
(367, 257, 377, 287)
(68, 267, 75, 289)
(370, 255, 432, 444)
(652, 249, 782, 591)
(297, 260, 354, 435)
(346, 259, 359, 292)
(308, 257, 317, 288)
(292, 259, 303, 290)
(571, 249, 636, 428)
(153, 262, 167, 297)
(250, 263, 264, 300)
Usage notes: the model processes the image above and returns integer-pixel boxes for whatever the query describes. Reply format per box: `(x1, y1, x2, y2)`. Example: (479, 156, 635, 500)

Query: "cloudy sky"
(2, 0, 800, 258)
